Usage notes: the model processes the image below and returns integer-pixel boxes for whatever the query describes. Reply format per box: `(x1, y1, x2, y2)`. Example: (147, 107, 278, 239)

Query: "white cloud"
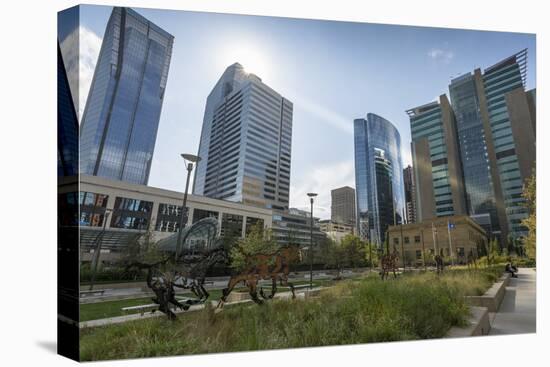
(60, 26, 101, 121)
(428, 48, 454, 64)
(289, 160, 355, 220)
(78, 27, 102, 120)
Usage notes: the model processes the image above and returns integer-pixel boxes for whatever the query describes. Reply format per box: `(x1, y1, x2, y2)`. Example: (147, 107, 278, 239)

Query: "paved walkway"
(489, 267, 536, 335)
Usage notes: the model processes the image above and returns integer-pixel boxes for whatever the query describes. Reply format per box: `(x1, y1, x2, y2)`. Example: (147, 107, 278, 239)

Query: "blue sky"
(75, 5, 536, 219)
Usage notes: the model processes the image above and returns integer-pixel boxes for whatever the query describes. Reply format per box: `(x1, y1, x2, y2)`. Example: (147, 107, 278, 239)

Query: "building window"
(404, 236, 410, 244)
(416, 250, 422, 260)
(393, 237, 399, 245)
(192, 208, 219, 223)
(79, 191, 109, 227)
(221, 213, 243, 238)
(414, 235, 421, 243)
(155, 203, 188, 232)
(457, 247, 465, 257)
(110, 197, 153, 230)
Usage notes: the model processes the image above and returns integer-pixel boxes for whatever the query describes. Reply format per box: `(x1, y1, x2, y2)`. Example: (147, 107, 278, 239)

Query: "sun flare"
(220, 42, 272, 81)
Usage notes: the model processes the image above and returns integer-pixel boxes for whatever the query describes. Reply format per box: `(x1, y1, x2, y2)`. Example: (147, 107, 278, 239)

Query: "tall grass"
(80, 267, 500, 361)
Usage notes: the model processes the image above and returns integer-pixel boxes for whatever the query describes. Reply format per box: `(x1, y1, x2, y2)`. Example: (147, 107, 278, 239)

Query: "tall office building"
(451, 49, 535, 240)
(193, 63, 293, 211)
(408, 95, 467, 223)
(410, 50, 536, 242)
(58, 42, 79, 177)
(79, 7, 174, 185)
(331, 186, 356, 225)
(403, 165, 417, 223)
(354, 113, 405, 245)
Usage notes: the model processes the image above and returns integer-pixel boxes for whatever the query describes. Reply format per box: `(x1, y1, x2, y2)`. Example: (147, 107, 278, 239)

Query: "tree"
(229, 222, 278, 271)
(340, 234, 365, 270)
(121, 222, 166, 266)
(320, 238, 346, 278)
(522, 172, 536, 260)
(364, 241, 379, 268)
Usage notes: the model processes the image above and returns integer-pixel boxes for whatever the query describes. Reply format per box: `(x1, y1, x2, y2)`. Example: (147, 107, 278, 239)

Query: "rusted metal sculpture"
(379, 248, 399, 280)
(216, 244, 302, 308)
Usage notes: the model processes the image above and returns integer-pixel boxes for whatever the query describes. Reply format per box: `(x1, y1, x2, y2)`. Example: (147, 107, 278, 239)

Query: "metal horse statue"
(127, 218, 228, 320)
(125, 259, 190, 321)
(176, 243, 229, 302)
(379, 248, 399, 280)
(216, 244, 302, 308)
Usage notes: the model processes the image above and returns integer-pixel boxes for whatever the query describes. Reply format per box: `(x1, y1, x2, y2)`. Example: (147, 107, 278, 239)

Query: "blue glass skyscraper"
(80, 7, 174, 185)
(354, 113, 405, 245)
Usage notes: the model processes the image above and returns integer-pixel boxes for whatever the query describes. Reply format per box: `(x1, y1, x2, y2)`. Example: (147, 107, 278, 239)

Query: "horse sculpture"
(216, 244, 302, 308)
(125, 244, 229, 320)
(379, 248, 399, 280)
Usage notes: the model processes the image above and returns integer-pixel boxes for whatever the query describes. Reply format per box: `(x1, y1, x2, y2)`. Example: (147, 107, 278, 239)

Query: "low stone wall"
(446, 306, 491, 337)
(465, 274, 508, 312)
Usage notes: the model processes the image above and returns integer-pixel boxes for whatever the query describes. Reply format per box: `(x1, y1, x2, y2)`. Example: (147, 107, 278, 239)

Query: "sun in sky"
(219, 41, 273, 81)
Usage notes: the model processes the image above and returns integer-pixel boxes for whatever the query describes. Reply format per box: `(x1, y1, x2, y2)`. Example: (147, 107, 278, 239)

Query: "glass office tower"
(354, 113, 405, 245)
(449, 73, 500, 236)
(58, 42, 79, 177)
(79, 7, 174, 185)
(479, 50, 533, 238)
(193, 63, 293, 211)
(407, 96, 467, 223)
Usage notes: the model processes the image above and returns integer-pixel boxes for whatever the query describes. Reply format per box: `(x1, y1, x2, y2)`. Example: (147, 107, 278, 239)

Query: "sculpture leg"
(217, 275, 245, 308)
(270, 276, 277, 299)
(248, 277, 263, 305)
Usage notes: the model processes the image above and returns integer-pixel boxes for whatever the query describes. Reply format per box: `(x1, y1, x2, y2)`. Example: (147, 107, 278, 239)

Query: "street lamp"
(89, 208, 112, 290)
(307, 192, 318, 289)
(175, 153, 201, 261)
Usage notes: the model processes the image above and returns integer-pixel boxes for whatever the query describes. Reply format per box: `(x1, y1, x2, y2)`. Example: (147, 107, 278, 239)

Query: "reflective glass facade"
(354, 114, 405, 245)
(79, 7, 174, 185)
(57, 42, 79, 177)
(482, 51, 529, 237)
(449, 73, 499, 234)
(193, 63, 293, 211)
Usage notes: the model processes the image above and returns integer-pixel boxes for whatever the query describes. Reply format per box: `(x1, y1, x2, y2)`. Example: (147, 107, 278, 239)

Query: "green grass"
(79, 268, 499, 361)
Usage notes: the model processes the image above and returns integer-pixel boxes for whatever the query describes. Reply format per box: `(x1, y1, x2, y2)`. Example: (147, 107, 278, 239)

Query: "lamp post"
(89, 208, 112, 290)
(175, 153, 201, 262)
(307, 192, 318, 289)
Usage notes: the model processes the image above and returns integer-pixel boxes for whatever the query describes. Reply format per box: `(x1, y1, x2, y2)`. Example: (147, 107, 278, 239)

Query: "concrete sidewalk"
(489, 267, 536, 335)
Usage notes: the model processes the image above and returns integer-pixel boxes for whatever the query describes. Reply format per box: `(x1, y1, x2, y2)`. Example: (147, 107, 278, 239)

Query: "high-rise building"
(403, 165, 417, 223)
(193, 63, 293, 211)
(331, 186, 356, 225)
(58, 42, 79, 177)
(410, 50, 536, 242)
(354, 113, 405, 245)
(79, 7, 174, 185)
(407, 95, 467, 223)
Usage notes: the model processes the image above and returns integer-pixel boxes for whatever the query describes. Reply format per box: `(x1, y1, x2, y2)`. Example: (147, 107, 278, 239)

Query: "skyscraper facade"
(193, 63, 293, 211)
(408, 95, 467, 223)
(403, 165, 417, 223)
(58, 42, 79, 177)
(79, 7, 174, 185)
(410, 50, 536, 242)
(331, 186, 356, 225)
(354, 113, 405, 245)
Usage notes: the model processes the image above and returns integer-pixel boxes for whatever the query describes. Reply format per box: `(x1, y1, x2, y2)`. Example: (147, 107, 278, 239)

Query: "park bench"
(121, 297, 196, 316)
(79, 289, 105, 298)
